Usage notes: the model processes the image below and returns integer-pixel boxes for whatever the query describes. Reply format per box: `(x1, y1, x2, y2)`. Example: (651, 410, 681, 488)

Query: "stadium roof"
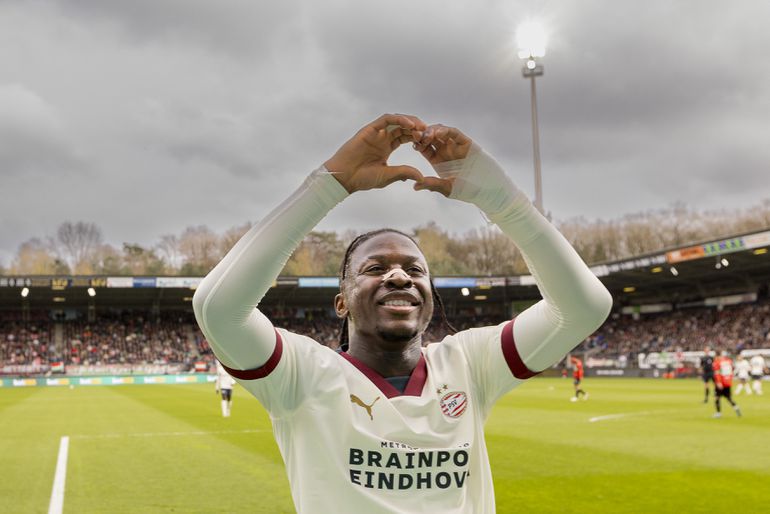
(1, 228, 768, 311)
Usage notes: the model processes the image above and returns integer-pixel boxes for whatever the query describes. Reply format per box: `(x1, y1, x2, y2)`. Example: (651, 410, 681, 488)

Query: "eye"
(408, 266, 425, 275)
(364, 265, 384, 274)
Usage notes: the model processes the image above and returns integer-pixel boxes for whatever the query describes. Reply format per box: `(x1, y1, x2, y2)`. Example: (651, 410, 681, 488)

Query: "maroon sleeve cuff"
(220, 330, 283, 380)
(501, 319, 540, 380)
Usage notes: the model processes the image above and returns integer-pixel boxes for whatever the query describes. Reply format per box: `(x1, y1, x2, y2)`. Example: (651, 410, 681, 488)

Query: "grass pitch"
(1, 378, 768, 513)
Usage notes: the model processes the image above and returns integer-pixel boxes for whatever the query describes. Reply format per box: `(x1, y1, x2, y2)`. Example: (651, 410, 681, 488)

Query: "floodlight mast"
(517, 22, 546, 215)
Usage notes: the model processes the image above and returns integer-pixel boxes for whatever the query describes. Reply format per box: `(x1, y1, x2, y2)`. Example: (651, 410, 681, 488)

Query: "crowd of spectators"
(578, 300, 770, 362)
(0, 322, 52, 366)
(2, 300, 769, 371)
(62, 313, 196, 366)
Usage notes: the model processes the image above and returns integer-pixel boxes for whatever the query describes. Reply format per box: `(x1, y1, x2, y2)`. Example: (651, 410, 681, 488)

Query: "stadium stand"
(2, 228, 769, 377)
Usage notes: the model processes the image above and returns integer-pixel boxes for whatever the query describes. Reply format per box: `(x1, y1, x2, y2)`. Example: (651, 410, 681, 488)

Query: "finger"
(371, 113, 427, 133)
(390, 133, 417, 150)
(413, 176, 453, 197)
(380, 165, 425, 187)
(415, 142, 436, 161)
(425, 124, 470, 146)
(394, 113, 427, 132)
(387, 127, 422, 142)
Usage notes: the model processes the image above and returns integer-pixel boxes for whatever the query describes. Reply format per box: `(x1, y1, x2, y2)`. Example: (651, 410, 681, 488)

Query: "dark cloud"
(0, 84, 85, 175)
(0, 0, 769, 263)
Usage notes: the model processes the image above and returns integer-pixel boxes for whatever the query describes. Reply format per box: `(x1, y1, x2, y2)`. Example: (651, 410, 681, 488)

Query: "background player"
(700, 346, 715, 403)
(750, 354, 766, 395)
(734, 354, 751, 395)
(713, 350, 741, 418)
(214, 360, 236, 417)
(570, 355, 588, 401)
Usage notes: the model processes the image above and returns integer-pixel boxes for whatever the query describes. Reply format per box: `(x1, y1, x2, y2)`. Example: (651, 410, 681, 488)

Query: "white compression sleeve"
(192, 167, 348, 370)
(435, 144, 613, 372)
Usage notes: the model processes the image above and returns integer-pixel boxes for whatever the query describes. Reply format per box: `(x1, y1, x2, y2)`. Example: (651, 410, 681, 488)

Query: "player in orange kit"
(712, 350, 742, 418)
(570, 356, 588, 402)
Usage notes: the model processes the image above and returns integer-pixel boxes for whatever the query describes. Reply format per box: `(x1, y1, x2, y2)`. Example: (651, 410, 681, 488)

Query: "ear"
(334, 292, 348, 318)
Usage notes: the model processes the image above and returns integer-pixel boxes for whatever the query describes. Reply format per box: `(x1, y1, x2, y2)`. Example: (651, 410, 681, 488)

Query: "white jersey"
(194, 146, 612, 513)
(233, 320, 529, 514)
(734, 359, 751, 380)
(750, 355, 766, 376)
(215, 361, 236, 390)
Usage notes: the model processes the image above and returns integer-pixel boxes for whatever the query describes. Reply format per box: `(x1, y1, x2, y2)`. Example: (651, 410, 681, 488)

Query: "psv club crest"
(440, 391, 468, 418)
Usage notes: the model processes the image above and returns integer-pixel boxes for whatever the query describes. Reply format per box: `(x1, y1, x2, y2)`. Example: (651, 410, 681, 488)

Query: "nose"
(382, 268, 413, 288)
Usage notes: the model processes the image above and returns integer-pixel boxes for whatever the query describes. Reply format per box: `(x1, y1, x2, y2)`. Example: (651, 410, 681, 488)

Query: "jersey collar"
(338, 351, 427, 399)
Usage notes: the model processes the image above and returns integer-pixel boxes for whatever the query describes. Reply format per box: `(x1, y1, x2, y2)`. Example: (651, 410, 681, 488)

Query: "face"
(335, 232, 434, 347)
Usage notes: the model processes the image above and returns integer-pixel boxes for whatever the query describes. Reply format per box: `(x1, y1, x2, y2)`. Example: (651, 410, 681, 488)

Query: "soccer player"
(214, 360, 236, 417)
(700, 346, 715, 403)
(570, 355, 588, 401)
(733, 354, 751, 395)
(712, 350, 741, 418)
(193, 114, 613, 513)
(750, 354, 766, 395)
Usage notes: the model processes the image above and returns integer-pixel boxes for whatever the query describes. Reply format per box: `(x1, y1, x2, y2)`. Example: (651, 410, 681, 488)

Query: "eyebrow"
(357, 254, 426, 271)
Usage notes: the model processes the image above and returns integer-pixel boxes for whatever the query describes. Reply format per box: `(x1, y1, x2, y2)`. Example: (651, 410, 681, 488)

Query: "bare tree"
(53, 221, 103, 274)
(156, 234, 182, 273)
(219, 222, 253, 256)
(178, 225, 221, 275)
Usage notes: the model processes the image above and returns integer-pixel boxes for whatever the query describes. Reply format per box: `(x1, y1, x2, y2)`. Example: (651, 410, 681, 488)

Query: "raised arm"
(192, 114, 426, 372)
(415, 125, 613, 372)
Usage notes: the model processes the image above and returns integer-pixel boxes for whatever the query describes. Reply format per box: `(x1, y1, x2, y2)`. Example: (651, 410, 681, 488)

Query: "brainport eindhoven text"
(348, 447, 471, 490)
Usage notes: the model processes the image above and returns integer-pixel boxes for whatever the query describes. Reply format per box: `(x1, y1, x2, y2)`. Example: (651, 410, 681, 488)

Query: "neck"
(347, 335, 422, 377)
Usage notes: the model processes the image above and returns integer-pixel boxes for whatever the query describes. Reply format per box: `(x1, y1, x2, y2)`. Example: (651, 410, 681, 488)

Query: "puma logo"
(350, 394, 380, 420)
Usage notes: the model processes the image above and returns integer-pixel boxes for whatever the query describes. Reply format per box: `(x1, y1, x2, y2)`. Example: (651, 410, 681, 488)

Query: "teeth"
(383, 300, 412, 307)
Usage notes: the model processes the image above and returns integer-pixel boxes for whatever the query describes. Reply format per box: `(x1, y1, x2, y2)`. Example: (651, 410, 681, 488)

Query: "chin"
(377, 325, 420, 343)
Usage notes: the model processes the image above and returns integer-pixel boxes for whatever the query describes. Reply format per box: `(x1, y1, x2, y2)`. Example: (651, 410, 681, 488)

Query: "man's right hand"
(324, 114, 427, 194)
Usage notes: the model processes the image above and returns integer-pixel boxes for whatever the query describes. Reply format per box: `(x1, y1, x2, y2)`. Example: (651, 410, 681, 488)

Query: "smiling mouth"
(378, 300, 420, 314)
(380, 300, 418, 307)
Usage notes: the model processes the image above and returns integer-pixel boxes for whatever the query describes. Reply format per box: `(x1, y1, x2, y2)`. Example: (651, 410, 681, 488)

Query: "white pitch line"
(71, 428, 271, 440)
(48, 436, 69, 514)
(588, 409, 682, 423)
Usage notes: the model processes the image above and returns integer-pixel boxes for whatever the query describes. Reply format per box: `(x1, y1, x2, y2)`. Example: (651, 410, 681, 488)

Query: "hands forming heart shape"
(324, 113, 474, 196)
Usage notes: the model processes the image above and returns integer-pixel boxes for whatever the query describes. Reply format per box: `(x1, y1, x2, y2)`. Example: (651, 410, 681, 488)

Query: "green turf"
(1, 378, 768, 513)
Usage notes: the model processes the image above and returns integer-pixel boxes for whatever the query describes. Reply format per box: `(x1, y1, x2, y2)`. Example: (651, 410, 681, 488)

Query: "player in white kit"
(733, 355, 751, 395)
(214, 360, 236, 417)
(750, 354, 766, 395)
(193, 114, 613, 513)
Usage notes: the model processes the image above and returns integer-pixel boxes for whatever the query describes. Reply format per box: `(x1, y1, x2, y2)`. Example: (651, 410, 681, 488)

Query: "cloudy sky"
(1, 0, 769, 266)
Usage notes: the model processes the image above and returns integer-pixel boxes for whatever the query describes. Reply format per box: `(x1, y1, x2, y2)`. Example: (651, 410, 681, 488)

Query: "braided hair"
(337, 228, 456, 351)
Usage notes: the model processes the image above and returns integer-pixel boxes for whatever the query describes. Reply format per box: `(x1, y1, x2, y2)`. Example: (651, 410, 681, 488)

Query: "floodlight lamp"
(516, 20, 547, 59)
(87, 287, 96, 297)
(460, 287, 470, 297)
(720, 258, 729, 267)
(670, 267, 679, 276)
(21, 287, 29, 298)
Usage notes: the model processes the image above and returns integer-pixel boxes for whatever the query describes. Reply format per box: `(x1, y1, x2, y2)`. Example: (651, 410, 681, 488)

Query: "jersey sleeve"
(228, 330, 340, 418)
(192, 167, 348, 374)
(436, 145, 613, 373)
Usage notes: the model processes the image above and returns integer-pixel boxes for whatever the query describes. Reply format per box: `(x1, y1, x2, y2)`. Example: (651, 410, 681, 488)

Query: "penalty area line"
(48, 436, 69, 514)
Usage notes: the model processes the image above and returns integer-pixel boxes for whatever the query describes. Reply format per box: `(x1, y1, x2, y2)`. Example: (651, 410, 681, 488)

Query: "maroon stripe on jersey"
(339, 352, 428, 399)
(219, 330, 283, 380)
(501, 319, 540, 380)
(403, 356, 427, 396)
